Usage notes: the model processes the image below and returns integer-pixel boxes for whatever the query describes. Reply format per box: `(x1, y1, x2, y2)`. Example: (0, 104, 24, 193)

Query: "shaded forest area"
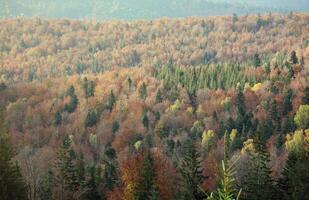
(0, 13, 309, 200)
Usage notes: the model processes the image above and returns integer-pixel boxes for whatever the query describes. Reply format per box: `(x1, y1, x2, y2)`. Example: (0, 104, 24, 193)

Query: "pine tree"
(278, 132, 309, 200)
(139, 82, 147, 100)
(134, 151, 156, 200)
(270, 100, 280, 132)
(156, 89, 163, 103)
(85, 109, 98, 128)
(303, 86, 309, 104)
(54, 111, 62, 126)
(0, 109, 27, 200)
(142, 112, 149, 131)
(283, 88, 293, 115)
(84, 166, 101, 200)
(38, 169, 54, 200)
(83, 78, 95, 99)
(107, 90, 116, 112)
(241, 132, 276, 200)
(253, 53, 261, 68)
(235, 85, 246, 132)
(290, 50, 298, 64)
(102, 147, 119, 191)
(64, 94, 78, 113)
(66, 85, 75, 97)
(128, 77, 132, 90)
(112, 120, 120, 135)
(54, 136, 79, 199)
(76, 153, 86, 186)
(208, 160, 241, 200)
(179, 139, 205, 200)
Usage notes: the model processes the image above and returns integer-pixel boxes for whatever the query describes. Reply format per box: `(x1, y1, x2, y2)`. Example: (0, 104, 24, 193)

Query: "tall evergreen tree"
(54, 136, 79, 199)
(179, 139, 205, 200)
(54, 111, 62, 126)
(64, 92, 78, 113)
(38, 169, 54, 200)
(283, 88, 293, 115)
(83, 78, 95, 99)
(112, 120, 120, 135)
(127, 77, 132, 90)
(107, 90, 116, 112)
(241, 132, 276, 200)
(0, 109, 27, 200)
(139, 82, 147, 100)
(278, 132, 309, 200)
(253, 53, 261, 68)
(85, 109, 98, 128)
(303, 86, 309, 104)
(134, 151, 157, 200)
(84, 166, 101, 200)
(142, 112, 150, 131)
(270, 100, 280, 132)
(102, 147, 119, 191)
(156, 89, 163, 103)
(290, 50, 298, 64)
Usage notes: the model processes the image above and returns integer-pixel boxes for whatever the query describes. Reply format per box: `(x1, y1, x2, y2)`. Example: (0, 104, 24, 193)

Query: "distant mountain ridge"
(1, 0, 309, 20)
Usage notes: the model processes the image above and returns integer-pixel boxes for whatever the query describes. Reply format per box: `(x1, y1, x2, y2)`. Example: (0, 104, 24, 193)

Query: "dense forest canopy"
(1, 0, 309, 19)
(0, 13, 308, 83)
(0, 12, 309, 200)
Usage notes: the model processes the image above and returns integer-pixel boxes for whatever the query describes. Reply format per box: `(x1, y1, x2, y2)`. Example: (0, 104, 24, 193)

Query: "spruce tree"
(283, 88, 293, 115)
(179, 139, 205, 200)
(142, 112, 149, 131)
(241, 132, 276, 200)
(112, 120, 120, 135)
(134, 151, 156, 200)
(84, 166, 101, 200)
(278, 133, 309, 200)
(253, 53, 261, 68)
(290, 50, 298, 64)
(102, 147, 119, 191)
(139, 82, 147, 100)
(54, 136, 79, 198)
(76, 153, 86, 186)
(64, 93, 78, 113)
(156, 89, 163, 103)
(85, 109, 98, 128)
(107, 90, 116, 112)
(270, 100, 280, 132)
(0, 109, 27, 200)
(54, 111, 62, 126)
(127, 77, 132, 90)
(38, 169, 54, 200)
(83, 78, 95, 99)
(303, 86, 309, 104)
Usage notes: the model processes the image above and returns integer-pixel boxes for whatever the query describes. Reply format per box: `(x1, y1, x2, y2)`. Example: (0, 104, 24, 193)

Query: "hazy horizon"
(1, 0, 309, 20)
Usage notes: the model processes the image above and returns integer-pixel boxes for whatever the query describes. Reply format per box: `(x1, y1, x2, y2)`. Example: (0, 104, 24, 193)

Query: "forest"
(0, 13, 309, 200)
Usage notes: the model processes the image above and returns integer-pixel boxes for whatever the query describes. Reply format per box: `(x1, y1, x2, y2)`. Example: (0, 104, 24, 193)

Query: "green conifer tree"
(0, 109, 27, 200)
(179, 139, 205, 200)
(241, 132, 277, 200)
(134, 151, 156, 200)
(290, 50, 298, 64)
(139, 82, 147, 100)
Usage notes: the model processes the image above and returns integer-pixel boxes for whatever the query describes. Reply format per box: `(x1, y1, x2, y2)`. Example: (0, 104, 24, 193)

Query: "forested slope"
(0, 13, 308, 82)
(0, 13, 308, 200)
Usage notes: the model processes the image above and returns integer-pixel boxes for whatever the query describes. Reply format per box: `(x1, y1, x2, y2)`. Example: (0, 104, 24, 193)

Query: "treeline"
(0, 13, 308, 82)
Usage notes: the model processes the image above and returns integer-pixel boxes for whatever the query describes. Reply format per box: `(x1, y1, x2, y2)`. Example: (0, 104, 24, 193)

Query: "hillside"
(0, 13, 308, 83)
(0, 13, 309, 200)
